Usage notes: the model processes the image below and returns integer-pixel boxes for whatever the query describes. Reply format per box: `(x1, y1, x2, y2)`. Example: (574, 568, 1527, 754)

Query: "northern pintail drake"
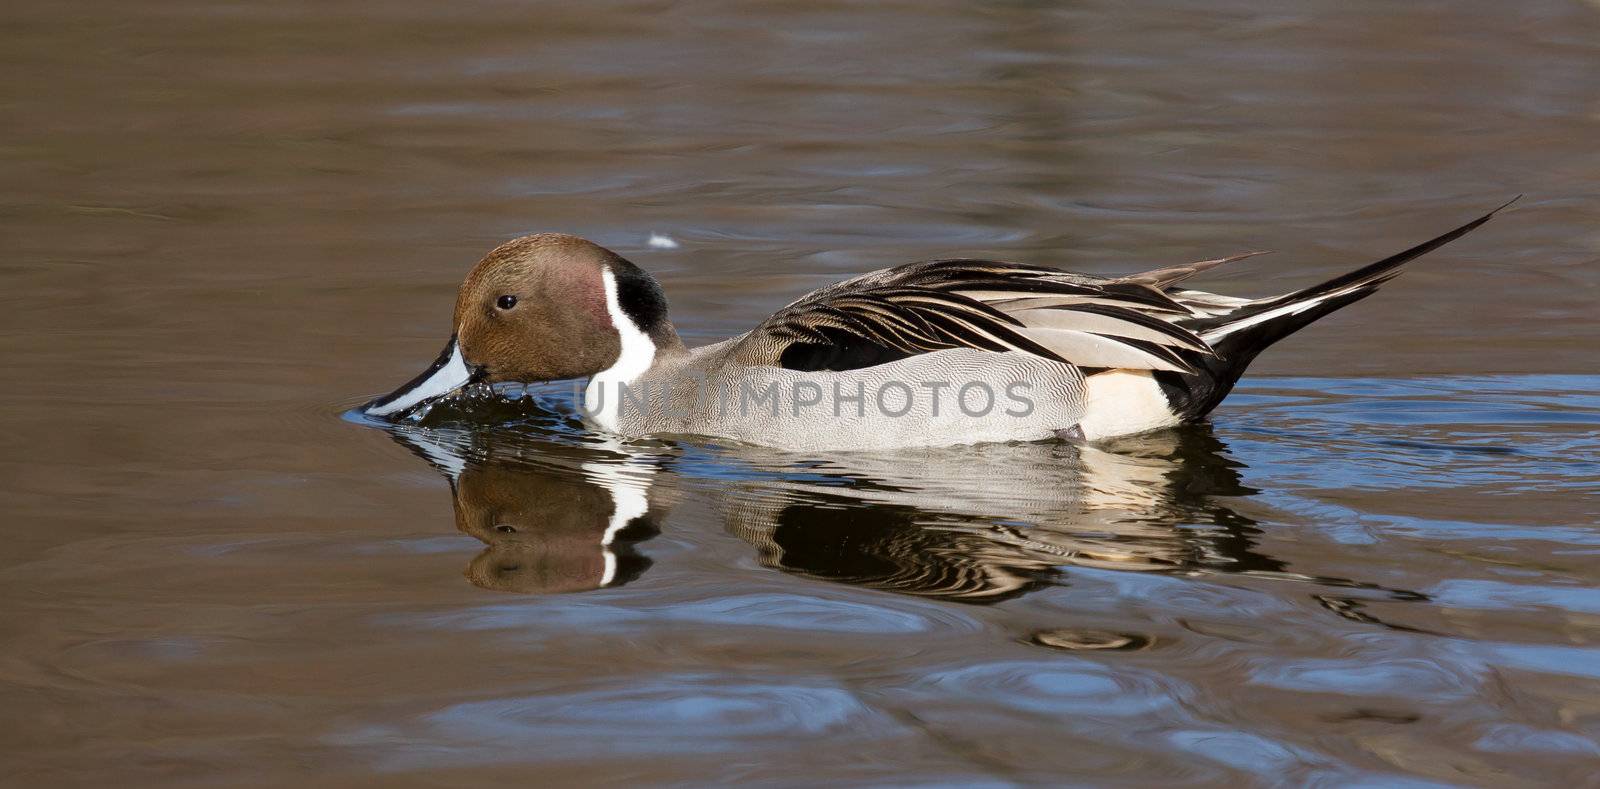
(362, 201, 1512, 450)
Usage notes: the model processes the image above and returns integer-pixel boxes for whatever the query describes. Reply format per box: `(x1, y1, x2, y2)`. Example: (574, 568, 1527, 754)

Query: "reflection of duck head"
(387, 426, 663, 594)
(716, 426, 1279, 603)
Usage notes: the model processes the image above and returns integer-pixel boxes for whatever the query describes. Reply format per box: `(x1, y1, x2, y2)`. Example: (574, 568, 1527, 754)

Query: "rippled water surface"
(3, 1, 1599, 785)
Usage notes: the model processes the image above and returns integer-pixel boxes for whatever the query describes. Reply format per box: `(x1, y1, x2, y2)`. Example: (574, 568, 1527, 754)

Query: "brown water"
(3, 1, 1599, 785)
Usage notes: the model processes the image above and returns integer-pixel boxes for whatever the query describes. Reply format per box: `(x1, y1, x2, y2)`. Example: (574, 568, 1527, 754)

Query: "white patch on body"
(364, 341, 474, 417)
(584, 267, 658, 433)
(1077, 370, 1180, 441)
(647, 232, 678, 250)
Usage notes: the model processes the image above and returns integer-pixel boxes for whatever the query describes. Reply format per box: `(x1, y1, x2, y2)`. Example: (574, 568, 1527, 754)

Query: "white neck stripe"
(583, 267, 657, 433)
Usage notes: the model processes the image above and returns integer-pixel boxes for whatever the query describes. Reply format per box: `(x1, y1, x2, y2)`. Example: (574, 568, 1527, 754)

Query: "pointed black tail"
(1157, 198, 1518, 420)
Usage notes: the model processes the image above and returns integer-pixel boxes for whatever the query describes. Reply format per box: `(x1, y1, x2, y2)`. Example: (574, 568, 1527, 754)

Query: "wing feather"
(732, 256, 1219, 373)
(1014, 328, 1196, 373)
(1116, 251, 1271, 287)
(1011, 304, 1212, 352)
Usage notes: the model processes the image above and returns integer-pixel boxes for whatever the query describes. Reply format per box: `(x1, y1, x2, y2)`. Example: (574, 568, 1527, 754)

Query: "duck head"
(362, 234, 682, 419)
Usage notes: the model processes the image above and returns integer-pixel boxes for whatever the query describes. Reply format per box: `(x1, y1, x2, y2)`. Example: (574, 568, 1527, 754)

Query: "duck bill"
(362, 336, 484, 419)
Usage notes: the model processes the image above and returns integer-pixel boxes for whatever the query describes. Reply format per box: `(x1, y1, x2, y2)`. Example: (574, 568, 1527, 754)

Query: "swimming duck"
(362, 202, 1511, 450)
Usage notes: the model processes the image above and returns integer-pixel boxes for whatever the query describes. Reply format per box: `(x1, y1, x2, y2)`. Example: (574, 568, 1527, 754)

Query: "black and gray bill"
(361, 336, 482, 419)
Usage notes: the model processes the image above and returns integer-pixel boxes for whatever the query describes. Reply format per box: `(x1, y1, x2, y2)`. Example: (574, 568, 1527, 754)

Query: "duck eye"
(494, 524, 517, 534)
(496, 294, 518, 310)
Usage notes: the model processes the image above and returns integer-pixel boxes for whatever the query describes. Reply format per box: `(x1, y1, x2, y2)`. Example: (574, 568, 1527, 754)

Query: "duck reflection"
(390, 426, 663, 593)
(377, 412, 1421, 625)
(715, 428, 1280, 603)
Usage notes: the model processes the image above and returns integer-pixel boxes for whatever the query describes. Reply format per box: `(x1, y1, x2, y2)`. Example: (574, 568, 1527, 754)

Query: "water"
(3, 1, 1599, 785)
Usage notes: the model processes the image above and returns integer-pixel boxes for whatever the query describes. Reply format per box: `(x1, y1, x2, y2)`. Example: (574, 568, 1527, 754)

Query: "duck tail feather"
(1247, 195, 1518, 319)
(1156, 198, 1517, 420)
